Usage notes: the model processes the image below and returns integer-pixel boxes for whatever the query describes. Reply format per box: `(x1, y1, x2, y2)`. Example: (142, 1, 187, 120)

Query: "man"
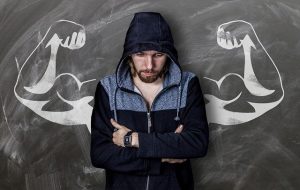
(90, 12, 209, 190)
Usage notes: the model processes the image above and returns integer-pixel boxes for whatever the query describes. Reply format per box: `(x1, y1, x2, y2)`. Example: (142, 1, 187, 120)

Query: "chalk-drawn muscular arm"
(204, 20, 284, 125)
(24, 20, 86, 94)
(14, 20, 94, 132)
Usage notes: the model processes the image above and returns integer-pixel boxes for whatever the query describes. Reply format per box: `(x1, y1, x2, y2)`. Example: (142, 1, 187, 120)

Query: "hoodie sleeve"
(90, 82, 161, 175)
(137, 76, 209, 159)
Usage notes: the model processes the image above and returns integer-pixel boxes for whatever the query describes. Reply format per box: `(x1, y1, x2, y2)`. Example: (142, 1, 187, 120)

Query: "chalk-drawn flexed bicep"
(204, 20, 284, 125)
(24, 20, 86, 94)
(14, 20, 94, 132)
(216, 20, 275, 96)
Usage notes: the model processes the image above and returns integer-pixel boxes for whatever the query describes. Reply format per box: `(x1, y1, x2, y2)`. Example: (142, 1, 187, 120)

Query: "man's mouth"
(141, 71, 157, 77)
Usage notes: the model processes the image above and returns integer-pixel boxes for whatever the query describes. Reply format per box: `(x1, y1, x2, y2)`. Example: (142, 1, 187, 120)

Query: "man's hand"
(161, 158, 187, 163)
(162, 124, 187, 164)
(111, 119, 131, 147)
(174, 124, 183, 133)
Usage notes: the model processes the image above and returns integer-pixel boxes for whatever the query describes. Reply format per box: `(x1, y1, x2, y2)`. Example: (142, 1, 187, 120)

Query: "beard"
(130, 61, 168, 83)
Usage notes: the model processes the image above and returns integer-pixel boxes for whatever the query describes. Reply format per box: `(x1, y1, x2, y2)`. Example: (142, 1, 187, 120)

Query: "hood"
(116, 12, 182, 90)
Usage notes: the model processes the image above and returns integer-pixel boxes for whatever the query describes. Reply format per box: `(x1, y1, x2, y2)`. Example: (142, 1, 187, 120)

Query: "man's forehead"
(132, 50, 164, 55)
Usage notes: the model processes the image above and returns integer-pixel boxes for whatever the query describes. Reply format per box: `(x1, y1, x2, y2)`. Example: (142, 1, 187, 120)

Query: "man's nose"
(145, 55, 154, 70)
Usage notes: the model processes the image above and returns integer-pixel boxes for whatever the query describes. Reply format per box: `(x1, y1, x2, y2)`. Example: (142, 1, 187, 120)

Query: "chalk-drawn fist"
(217, 20, 254, 50)
(46, 20, 86, 50)
(60, 29, 86, 50)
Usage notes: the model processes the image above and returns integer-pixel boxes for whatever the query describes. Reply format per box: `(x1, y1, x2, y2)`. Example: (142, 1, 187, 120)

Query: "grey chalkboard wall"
(1, 0, 300, 189)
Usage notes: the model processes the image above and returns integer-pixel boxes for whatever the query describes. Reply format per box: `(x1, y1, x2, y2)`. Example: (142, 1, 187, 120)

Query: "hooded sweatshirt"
(90, 12, 209, 190)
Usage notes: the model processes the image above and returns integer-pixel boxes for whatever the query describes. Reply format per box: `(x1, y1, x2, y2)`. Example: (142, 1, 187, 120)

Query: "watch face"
(124, 134, 132, 147)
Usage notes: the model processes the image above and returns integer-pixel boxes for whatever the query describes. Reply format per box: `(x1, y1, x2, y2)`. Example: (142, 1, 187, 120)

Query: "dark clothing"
(90, 12, 209, 190)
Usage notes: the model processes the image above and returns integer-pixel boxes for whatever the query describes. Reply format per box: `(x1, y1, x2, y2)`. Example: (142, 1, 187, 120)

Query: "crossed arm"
(90, 77, 209, 174)
(111, 118, 186, 163)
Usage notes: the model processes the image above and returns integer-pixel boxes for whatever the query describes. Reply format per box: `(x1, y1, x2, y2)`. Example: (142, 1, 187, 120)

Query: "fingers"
(217, 24, 243, 50)
(233, 36, 240, 47)
(174, 124, 183, 133)
(172, 159, 186, 163)
(111, 119, 132, 147)
(70, 32, 77, 45)
(76, 29, 86, 45)
(162, 158, 187, 163)
(60, 30, 86, 50)
(62, 36, 70, 47)
(217, 27, 234, 50)
(217, 27, 227, 48)
(111, 119, 131, 133)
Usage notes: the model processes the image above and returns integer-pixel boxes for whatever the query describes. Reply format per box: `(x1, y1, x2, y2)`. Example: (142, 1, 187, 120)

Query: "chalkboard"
(1, 0, 300, 189)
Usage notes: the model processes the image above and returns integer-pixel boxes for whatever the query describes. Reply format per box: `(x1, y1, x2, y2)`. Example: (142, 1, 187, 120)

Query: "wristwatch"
(124, 131, 133, 147)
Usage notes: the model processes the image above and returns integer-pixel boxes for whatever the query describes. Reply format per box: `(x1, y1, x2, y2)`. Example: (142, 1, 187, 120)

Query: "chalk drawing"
(14, 20, 95, 132)
(204, 20, 284, 125)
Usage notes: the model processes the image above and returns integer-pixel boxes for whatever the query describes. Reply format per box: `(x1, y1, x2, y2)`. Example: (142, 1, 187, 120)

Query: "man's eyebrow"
(133, 51, 165, 55)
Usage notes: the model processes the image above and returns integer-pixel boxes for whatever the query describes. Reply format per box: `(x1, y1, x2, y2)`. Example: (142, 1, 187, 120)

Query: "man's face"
(130, 50, 168, 83)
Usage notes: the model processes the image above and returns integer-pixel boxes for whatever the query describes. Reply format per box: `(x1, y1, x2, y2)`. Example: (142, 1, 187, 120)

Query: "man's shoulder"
(100, 74, 116, 85)
(181, 71, 197, 84)
(98, 74, 117, 95)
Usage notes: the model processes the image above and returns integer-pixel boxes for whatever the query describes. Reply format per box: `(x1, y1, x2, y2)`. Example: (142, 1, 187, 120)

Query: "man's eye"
(135, 52, 144, 56)
(154, 53, 164, 57)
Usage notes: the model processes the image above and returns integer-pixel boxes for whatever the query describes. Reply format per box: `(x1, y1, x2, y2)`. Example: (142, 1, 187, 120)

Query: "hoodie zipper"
(144, 84, 177, 190)
(119, 84, 179, 190)
(121, 83, 178, 190)
(145, 110, 151, 190)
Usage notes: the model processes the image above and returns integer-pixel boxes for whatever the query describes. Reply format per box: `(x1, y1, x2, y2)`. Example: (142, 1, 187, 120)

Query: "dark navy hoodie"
(90, 12, 209, 190)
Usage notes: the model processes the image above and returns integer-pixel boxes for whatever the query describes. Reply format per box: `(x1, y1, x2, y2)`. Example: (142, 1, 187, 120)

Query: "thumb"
(110, 119, 122, 129)
(174, 124, 183, 133)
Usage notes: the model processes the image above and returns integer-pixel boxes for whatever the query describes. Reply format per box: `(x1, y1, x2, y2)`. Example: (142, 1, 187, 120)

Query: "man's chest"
(133, 85, 163, 109)
(113, 86, 184, 133)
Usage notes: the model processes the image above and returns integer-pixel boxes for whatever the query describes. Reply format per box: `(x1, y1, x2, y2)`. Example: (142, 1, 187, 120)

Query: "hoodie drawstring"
(174, 84, 182, 122)
(113, 87, 119, 123)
